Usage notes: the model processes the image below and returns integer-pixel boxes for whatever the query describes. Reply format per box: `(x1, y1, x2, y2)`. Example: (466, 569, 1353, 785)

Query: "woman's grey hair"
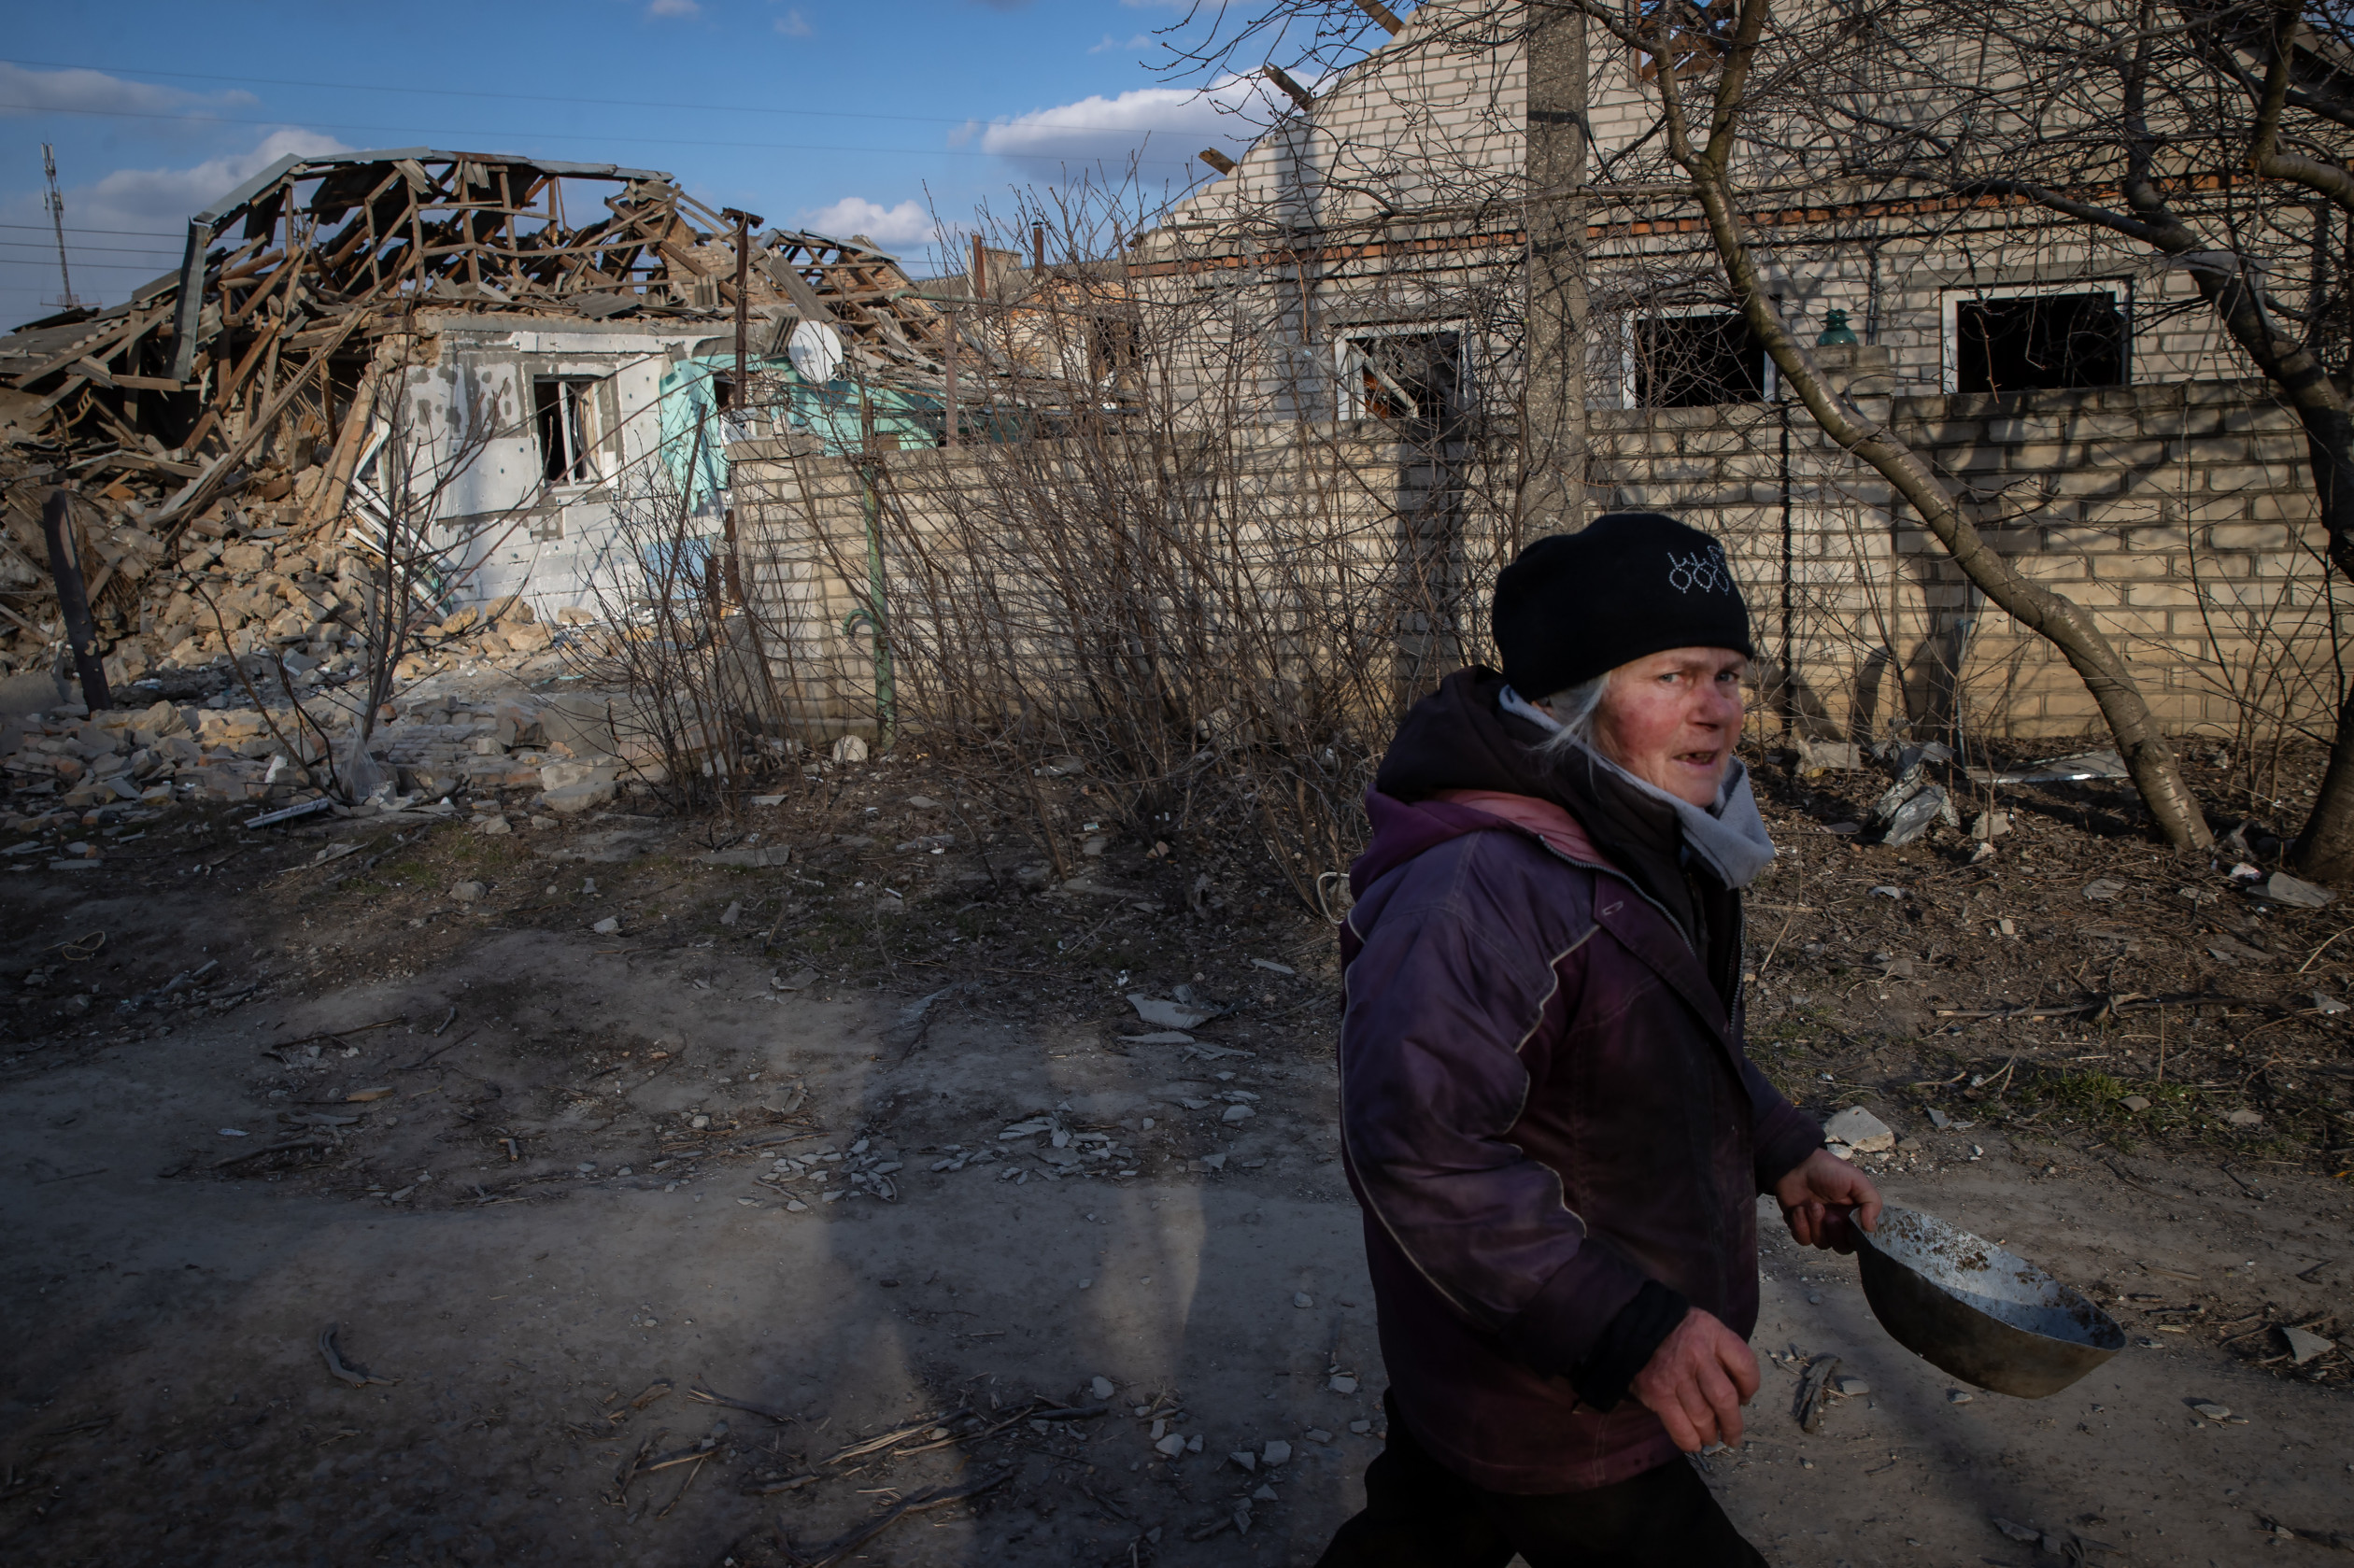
(1529, 671, 1613, 762)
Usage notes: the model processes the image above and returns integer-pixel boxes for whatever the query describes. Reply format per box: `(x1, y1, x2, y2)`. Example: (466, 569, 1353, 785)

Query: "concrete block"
(2202, 522, 2291, 551)
(2184, 496, 2249, 522)
(2245, 493, 2319, 521)
(2039, 524, 2122, 550)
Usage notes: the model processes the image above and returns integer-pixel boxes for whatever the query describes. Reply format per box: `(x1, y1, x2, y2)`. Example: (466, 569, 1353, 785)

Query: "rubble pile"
(0, 571, 663, 829)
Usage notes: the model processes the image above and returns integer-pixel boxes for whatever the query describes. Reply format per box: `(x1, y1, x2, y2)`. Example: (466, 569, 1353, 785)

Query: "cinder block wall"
(731, 364, 2337, 745)
(1588, 356, 2339, 741)
(728, 425, 1496, 736)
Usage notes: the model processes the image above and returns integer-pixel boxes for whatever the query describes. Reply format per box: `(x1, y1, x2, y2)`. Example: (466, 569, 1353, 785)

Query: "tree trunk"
(1520, 0, 1589, 542)
(1634, 0, 2213, 849)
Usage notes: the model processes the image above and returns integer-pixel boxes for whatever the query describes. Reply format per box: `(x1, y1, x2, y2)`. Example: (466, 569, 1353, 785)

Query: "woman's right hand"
(1628, 1307, 1760, 1452)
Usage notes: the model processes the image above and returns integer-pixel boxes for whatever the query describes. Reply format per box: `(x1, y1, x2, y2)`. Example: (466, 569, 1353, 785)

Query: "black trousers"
(1315, 1393, 1770, 1568)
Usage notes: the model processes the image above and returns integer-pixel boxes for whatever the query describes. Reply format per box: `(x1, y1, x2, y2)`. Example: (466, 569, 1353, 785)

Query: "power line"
(0, 220, 187, 238)
(0, 54, 1216, 137)
(0, 238, 181, 257)
(0, 257, 181, 273)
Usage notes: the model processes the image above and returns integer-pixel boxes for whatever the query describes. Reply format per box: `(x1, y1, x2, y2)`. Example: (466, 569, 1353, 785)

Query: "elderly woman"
(1317, 513, 1879, 1567)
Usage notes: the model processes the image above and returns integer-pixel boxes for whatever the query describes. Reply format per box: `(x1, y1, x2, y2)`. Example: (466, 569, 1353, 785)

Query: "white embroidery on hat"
(1666, 545, 1733, 595)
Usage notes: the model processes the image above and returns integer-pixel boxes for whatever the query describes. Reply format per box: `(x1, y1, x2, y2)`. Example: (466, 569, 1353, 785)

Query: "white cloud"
(0, 62, 256, 119)
(647, 0, 701, 16)
(773, 7, 814, 35)
(800, 196, 937, 248)
(1086, 33, 1155, 54)
(70, 129, 356, 234)
(978, 77, 1269, 177)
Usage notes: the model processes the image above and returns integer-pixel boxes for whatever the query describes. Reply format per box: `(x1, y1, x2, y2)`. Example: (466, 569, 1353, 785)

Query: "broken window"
(1337, 330, 1464, 427)
(1631, 311, 1767, 407)
(1952, 291, 2127, 395)
(533, 377, 603, 486)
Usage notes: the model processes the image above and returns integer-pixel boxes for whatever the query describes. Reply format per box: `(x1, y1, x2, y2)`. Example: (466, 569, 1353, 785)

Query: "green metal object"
(849, 463, 894, 752)
(1816, 308, 1860, 347)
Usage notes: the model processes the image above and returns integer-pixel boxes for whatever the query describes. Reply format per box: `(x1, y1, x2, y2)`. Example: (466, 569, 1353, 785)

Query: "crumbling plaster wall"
(387, 314, 713, 620)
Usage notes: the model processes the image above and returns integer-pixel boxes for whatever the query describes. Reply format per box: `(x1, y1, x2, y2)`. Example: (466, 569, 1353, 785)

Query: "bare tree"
(1737, 0, 2354, 866)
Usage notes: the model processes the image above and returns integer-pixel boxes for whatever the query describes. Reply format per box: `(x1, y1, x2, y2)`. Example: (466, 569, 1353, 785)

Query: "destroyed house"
(0, 148, 963, 674)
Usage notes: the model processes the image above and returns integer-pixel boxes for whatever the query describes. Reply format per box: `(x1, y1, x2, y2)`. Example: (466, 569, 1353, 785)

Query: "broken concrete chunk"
(830, 735, 869, 765)
(1228, 1449, 1256, 1473)
(1129, 993, 1216, 1029)
(1152, 1433, 1185, 1459)
(1328, 1375, 1358, 1395)
(1294, 1293, 1313, 1308)
(2283, 1326, 2336, 1365)
(450, 881, 485, 904)
(1261, 1439, 1291, 1466)
(591, 917, 621, 936)
(2260, 870, 2333, 909)
(542, 779, 617, 814)
(2191, 1402, 2231, 1422)
(1089, 1376, 1115, 1401)
(2120, 1095, 2151, 1112)
(2081, 878, 2126, 901)
(1795, 737, 1861, 773)
(1833, 1377, 1870, 1398)
(1822, 1105, 1895, 1153)
(2224, 1108, 2263, 1127)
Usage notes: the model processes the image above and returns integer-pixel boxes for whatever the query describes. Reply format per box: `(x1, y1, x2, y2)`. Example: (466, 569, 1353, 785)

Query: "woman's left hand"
(1772, 1149, 1882, 1252)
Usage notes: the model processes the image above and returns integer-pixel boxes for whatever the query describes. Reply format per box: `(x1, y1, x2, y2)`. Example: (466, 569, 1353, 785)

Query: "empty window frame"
(1945, 289, 2129, 395)
(533, 376, 604, 486)
(1335, 328, 1466, 426)
(1629, 309, 1769, 407)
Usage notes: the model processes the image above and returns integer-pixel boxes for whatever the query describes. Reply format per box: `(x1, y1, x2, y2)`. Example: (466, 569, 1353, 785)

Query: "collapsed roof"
(0, 148, 955, 517)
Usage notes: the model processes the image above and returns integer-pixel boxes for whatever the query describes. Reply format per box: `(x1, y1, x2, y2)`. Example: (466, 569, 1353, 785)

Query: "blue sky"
(0, 0, 1327, 328)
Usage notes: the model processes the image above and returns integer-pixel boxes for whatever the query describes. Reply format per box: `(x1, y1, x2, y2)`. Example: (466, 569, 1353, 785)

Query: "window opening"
(1337, 330, 1464, 427)
(534, 377, 601, 485)
(1952, 291, 2126, 394)
(1632, 311, 1767, 407)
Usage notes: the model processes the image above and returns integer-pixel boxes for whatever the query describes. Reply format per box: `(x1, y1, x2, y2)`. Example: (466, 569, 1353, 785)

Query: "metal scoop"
(1852, 1207, 2123, 1398)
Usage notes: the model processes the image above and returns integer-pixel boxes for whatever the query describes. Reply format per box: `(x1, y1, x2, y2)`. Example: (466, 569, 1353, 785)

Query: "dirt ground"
(4, 739, 2351, 1567)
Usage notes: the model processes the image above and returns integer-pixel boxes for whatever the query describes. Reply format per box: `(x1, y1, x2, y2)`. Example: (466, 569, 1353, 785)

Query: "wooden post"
(1523, 0, 1589, 543)
(41, 489, 110, 711)
(721, 206, 763, 410)
(943, 304, 959, 448)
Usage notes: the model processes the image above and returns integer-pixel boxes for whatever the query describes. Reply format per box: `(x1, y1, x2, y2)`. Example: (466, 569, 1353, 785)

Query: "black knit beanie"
(1491, 512, 1753, 698)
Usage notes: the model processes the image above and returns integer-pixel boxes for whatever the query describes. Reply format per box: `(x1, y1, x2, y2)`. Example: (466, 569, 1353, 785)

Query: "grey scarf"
(1498, 685, 1778, 890)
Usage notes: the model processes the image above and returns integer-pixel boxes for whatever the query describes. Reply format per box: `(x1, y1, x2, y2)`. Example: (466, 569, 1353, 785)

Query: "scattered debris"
(317, 1322, 396, 1387)
(1794, 1354, 1842, 1433)
(1822, 1105, 1895, 1154)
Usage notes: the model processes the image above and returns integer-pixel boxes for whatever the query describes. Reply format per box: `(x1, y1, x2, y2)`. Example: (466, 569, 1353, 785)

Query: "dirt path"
(4, 797, 2350, 1566)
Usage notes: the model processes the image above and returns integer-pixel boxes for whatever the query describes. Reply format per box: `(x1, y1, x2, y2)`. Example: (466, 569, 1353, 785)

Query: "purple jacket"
(1339, 784, 1822, 1494)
